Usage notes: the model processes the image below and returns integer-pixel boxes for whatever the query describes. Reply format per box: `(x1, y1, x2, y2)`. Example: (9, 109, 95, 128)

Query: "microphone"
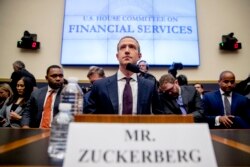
(126, 63, 141, 73)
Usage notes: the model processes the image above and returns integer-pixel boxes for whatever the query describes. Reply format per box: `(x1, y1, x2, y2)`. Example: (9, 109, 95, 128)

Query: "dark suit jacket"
(83, 74, 163, 114)
(159, 85, 205, 122)
(21, 86, 61, 128)
(203, 90, 250, 128)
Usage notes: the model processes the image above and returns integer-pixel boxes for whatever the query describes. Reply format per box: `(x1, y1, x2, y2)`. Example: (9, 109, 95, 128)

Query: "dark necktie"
(176, 95, 187, 114)
(40, 90, 54, 128)
(122, 78, 132, 114)
(223, 93, 231, 115)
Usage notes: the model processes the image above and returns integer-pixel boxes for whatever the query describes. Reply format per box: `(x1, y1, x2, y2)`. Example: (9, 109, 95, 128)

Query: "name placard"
(63, 123, 217, 167)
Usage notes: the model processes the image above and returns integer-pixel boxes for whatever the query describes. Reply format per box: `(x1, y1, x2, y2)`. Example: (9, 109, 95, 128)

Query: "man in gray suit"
(21, 65, 64, 128)
(83, 36, 163, 115)
(159, 73, 205, 122)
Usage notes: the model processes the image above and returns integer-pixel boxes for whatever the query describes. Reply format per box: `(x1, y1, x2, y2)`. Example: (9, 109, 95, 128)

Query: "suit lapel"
(180, 86, 193, 114)
(137, 77, 144, 114)
(106, 74, 119, 114)
(230, 92, 237, 114)
(215, 91, 225, 115)
(180, 87, 188, 110)
(53, 88, 62, 116)
(38, 88, 47, 113)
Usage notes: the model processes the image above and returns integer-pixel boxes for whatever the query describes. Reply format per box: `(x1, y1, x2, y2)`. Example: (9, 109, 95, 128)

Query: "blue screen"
(61, 0, 199, 66)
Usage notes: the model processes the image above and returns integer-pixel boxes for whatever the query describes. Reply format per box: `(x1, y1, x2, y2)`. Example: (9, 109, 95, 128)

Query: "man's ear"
(138, 53, 142, 59)
(45, 75, 48, 81)
(174, 79, 179, 85)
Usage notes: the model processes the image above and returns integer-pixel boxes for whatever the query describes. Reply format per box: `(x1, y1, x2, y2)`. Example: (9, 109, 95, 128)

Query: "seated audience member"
(10, 60, 37, 94)
(194, 83, 205, 99)
(21, 65, 64, 128)
(83, 36, 163, 115)
(83, 66, 106, 108)
(0, 77, 33, 128)
(158, 73, 204, 122)
(234, 74, 250, 99)
(203, 71, 250, 129)
(177, 74, 188, 86)
(0, 83, 13, 109)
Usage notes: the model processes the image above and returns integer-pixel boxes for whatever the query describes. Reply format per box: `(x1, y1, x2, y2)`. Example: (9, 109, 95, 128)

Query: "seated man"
(203, 70, 250, 129)
(21, 65, 64, 128)
(158, 73, 205, 123)
(83, 66, 105, 109)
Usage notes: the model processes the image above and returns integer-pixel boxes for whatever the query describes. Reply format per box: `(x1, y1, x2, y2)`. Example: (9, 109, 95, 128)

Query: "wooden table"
(0, 128, 249, 167)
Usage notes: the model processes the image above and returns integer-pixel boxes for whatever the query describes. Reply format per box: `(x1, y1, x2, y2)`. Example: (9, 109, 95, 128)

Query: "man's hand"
(219, 115, 235, 128)
(22, 125, 30, 128)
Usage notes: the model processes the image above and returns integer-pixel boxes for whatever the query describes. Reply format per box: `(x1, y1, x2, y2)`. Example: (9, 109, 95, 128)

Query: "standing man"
(158, 73, 204, 122)
(137, 60, 158, 87)
(83, 36, 163, 115)
(203, 71, 250, 128)
(21, 65, 64, 128)
(10, 60, 37, 94)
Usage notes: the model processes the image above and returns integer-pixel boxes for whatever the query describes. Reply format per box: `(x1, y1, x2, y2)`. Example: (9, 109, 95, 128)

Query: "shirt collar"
(219, 89, 232, 96)
(47, 86, 59, 93)
(117, 69, 138, 82)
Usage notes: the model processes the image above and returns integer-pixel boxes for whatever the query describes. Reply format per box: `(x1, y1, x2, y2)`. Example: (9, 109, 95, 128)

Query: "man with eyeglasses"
(158, 73, 205, 123)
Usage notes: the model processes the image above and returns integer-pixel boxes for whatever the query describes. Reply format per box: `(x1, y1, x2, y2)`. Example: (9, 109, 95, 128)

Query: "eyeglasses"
(162, 83, 175, 94)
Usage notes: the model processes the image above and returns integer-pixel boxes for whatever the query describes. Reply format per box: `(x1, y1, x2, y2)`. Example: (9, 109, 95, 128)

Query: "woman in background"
(0, 77, 33, 128)
(0, 83, 13, 110)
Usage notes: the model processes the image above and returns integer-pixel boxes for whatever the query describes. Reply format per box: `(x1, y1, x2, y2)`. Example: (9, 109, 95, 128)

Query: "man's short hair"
(117, 36, 141, 53)
(46, 65, 62, 75)
(194, 83, 204, 89)
(159, 73, 176, 86)
(87, 66, 105, 78)
(137, 60, 149, 70)
(13, 60, 25, 70)
(219, 70, 235, 81)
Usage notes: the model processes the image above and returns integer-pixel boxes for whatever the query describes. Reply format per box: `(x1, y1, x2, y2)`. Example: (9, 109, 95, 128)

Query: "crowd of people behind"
(0, 36, 250, 129)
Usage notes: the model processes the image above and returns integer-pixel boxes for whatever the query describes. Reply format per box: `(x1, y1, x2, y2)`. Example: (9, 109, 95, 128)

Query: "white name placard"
(63, 123, 217, 167)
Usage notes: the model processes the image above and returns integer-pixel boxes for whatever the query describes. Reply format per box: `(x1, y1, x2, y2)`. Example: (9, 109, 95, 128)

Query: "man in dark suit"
(21, 65, 64, 128)
(158, 73, 204, 122)
(10, 60, 37, 94)
(83, 66, 106, 109)
(203, 70, 250, 129)
(137, 60, 159, 88)
(83, 36, 163, 115)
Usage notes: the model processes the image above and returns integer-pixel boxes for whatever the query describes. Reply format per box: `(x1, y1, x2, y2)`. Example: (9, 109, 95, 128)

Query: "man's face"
(116, 37, 141, 66)
(219, 72, 235, 93)
(88, 73, 103, 84)
(138, 62, 148, 72)
(13, 64, 19, 72)
(160, 80, 179, 97)
(194, 84, 204, 94)
(46, 68, 64, 89)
